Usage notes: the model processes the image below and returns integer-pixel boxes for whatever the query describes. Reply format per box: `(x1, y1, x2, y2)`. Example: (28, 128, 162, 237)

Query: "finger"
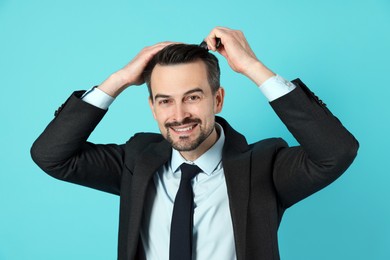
(205, 36, 216, 52)
(140, 41, 179, 63)
(203, 38, 221, 50)
(216, 46, 228, 59)
(204, 27, 227, 51)
(143, 41, 179, 53)
(205, 26, 239, 51)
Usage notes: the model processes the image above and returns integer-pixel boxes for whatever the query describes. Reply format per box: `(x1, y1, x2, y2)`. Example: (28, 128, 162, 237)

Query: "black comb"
(199, 38, 221, 50)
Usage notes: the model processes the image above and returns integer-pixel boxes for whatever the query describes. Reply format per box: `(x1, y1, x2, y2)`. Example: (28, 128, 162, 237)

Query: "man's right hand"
(98, 42, 175, 98)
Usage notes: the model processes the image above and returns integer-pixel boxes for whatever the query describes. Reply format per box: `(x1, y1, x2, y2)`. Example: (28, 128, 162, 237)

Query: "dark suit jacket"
(31, 79, 358, 260)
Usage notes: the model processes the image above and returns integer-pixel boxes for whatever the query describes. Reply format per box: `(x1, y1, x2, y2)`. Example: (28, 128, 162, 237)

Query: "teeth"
(173, 125, 194, 132)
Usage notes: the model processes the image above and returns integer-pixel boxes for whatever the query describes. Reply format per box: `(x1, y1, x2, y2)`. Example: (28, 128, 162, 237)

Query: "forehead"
(150, 60, 211, 97)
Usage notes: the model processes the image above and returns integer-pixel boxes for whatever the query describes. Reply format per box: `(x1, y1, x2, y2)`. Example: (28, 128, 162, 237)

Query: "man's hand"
(98, 42, 175, 97)
(204, 27, 275, 85)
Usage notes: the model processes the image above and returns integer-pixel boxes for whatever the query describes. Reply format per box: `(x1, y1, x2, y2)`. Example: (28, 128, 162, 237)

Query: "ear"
(148, 97, 157, 120)
(214, 87, 225, 114)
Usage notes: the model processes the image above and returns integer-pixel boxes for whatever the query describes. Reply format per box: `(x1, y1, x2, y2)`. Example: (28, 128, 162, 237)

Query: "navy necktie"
(169, 163, 201, 260)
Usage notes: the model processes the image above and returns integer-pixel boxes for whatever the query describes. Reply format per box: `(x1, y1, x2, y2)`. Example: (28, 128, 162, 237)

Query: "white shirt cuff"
(81, 87, 115, 110)
(258, 74, 296, 102)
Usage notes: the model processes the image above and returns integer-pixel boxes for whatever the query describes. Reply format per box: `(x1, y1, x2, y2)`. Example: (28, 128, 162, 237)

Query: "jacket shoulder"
(249, 137, 288, 153)
(123, 132, 168, 170)
(125, 132, 165, 151)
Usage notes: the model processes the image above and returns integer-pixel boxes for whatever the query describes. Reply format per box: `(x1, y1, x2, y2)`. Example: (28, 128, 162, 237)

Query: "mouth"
(170, 123, 198, 134)
(165, 118, 201, 136)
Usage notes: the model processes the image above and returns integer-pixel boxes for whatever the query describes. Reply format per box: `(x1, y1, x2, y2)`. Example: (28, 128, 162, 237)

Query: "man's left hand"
(204, 26, 275, 85)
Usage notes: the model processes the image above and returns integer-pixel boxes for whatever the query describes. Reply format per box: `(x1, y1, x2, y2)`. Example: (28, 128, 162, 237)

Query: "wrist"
(244, 61, 276, 86)
(97, 72, 128, 98)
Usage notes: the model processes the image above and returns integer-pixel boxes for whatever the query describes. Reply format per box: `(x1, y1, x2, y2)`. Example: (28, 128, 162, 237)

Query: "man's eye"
(185, 95, 200, 102)
(158, 99, 171, 105)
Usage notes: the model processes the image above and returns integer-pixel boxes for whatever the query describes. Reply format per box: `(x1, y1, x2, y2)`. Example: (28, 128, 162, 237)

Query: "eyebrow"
(154, 88, 204, 100)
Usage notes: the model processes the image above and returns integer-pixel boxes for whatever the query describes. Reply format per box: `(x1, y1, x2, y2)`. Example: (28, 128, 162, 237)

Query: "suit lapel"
(223, 149, 251, 260)
(126, 139, 171, 259)
(217, 117, 251, 260)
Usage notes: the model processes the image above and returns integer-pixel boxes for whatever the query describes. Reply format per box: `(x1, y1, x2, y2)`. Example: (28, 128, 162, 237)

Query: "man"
(31, 27, 359, 259)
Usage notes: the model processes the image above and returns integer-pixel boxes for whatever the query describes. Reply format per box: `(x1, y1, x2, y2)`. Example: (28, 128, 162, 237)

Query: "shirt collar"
(170, 123, 225, 176)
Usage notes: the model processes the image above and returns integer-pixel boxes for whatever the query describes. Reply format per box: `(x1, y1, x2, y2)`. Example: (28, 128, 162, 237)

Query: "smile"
(170, 124, 198, 133)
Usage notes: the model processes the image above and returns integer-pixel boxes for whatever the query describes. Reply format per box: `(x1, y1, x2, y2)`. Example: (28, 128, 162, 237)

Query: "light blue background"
(1, 0, 389, 259)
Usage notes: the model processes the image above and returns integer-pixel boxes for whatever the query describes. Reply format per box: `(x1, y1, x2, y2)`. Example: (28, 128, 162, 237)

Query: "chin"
(171, 138, 200, 152)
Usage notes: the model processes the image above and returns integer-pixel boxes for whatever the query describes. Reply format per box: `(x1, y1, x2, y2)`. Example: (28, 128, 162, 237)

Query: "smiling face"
(148, 60, 224, 161)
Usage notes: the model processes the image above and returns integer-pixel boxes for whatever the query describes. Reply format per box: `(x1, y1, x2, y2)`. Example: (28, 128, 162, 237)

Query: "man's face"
(148, 60, 224, 158)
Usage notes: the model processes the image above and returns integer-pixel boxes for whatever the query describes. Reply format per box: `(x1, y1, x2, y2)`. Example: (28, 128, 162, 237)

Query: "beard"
(165, 118, 214, 152)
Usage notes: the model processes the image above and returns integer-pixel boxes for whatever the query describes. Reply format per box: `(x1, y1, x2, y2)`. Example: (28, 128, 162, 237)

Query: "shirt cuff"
(81, 87, 115, 110)
(258, 74, 296, 102)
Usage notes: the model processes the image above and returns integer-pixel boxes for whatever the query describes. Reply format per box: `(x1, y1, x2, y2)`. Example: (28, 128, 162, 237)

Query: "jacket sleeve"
(31, 91, 124, 195)
(270, 79, 359, 208)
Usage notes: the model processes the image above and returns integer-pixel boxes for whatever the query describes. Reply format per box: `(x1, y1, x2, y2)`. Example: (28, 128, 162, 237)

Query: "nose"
(173, 103, 190, 123)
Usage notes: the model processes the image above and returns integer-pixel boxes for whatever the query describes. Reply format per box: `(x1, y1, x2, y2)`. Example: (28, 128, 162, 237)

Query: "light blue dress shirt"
(81, 74, 296, 259)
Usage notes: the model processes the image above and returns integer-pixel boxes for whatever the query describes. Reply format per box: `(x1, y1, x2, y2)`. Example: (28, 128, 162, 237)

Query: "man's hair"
(143, 44, 220, 100)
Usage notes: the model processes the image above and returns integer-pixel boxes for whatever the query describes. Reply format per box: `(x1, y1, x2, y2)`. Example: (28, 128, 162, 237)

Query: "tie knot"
(180, 163, 201, 180)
